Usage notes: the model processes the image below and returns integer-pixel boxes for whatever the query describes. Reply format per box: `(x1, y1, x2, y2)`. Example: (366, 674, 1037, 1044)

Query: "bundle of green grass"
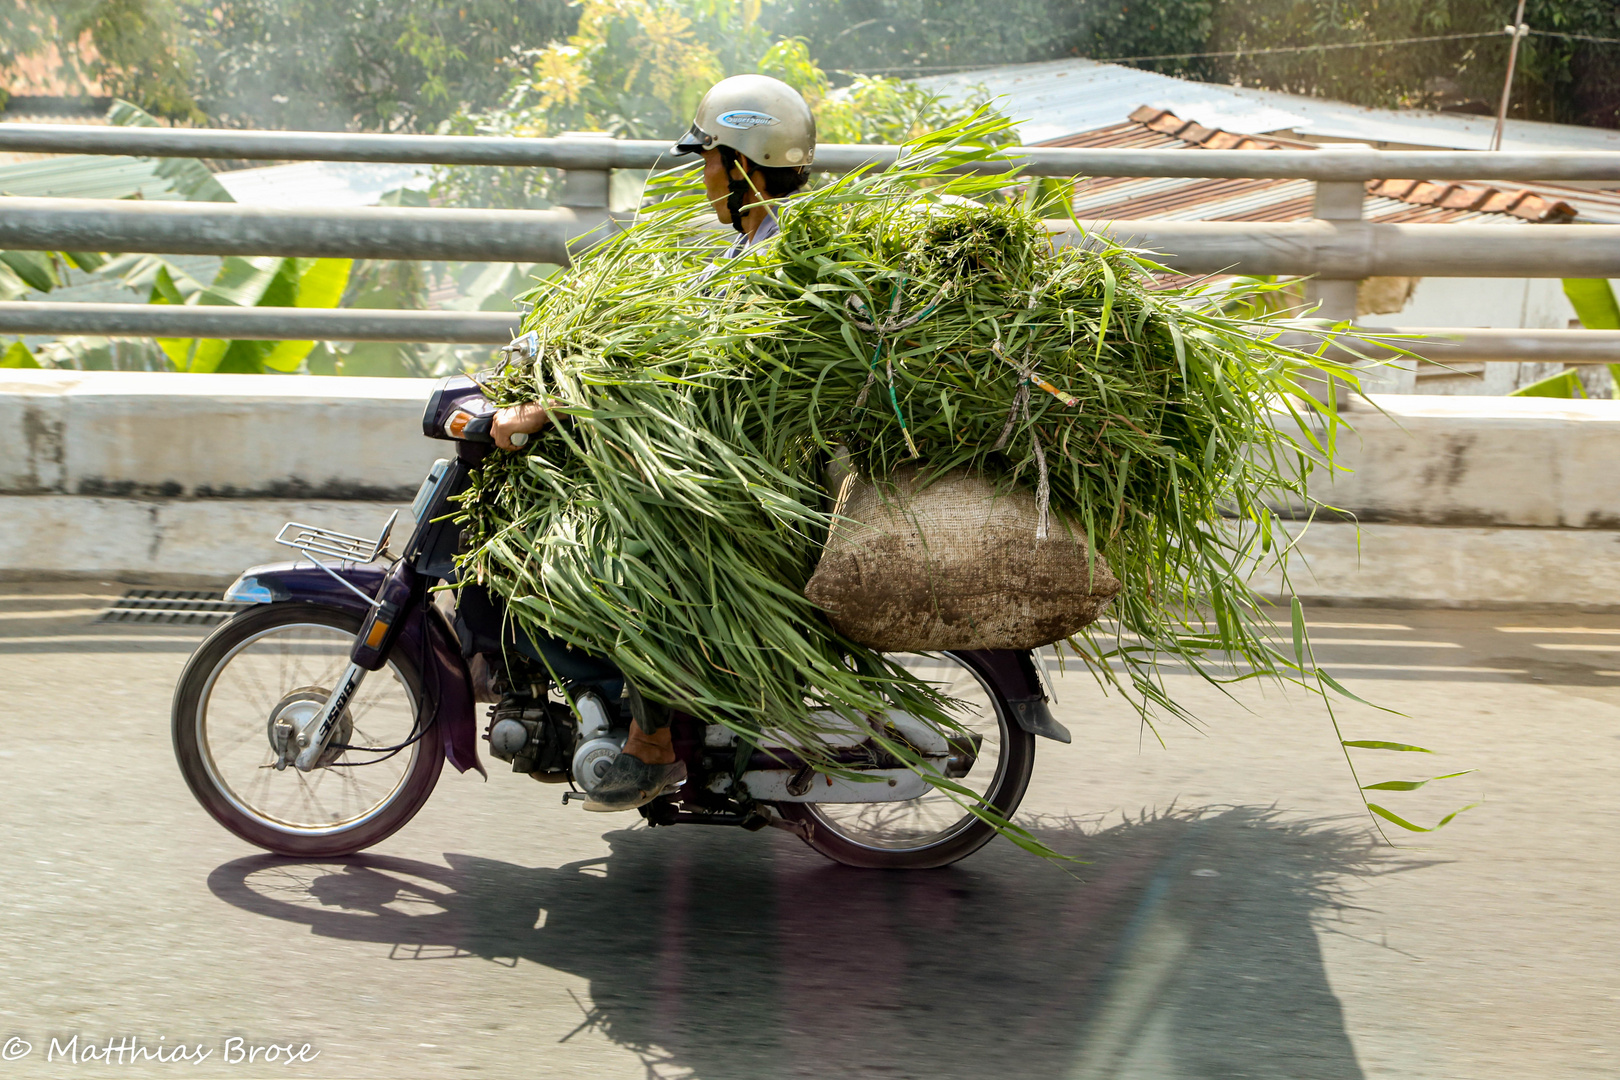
(457, 120, 1354, 768)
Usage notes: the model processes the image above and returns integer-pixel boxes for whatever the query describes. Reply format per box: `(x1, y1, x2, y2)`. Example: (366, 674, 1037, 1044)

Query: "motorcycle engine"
(483, 689, 624, 792)
(569, 691, 624, 796)
(484, 699, 572, 779)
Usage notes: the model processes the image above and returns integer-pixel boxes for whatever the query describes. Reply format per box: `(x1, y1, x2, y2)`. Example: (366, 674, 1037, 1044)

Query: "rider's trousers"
(454, 583, 670, 733)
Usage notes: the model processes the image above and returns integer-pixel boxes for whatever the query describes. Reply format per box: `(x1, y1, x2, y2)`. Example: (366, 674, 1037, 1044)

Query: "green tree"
(1, 0, 198, 119)
(764, 0, 1618, 130)
(758, 38, 1017, 145)
(178, 0, 578, 132)
(455, 0, 769, 141)
(758, 0, 1213, 77)
(1156, 1, 1620, 129)
(759, 0, 1084, 74)
(2, 0, 579, 129)
(431, 6, 1018, 209)
(431, 0, 763, 208)
(1, 2, 56, 96)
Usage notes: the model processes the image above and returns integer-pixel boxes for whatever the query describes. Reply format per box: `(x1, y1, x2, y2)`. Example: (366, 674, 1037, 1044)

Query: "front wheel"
(779, 651, 1036, 870)
(172, 603, 443, 857)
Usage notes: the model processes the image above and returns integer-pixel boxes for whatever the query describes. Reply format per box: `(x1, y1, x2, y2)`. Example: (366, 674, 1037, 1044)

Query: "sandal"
(583, 754, 687, 812)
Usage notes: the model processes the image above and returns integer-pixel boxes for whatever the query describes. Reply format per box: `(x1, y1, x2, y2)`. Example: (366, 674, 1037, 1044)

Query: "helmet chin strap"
(720, 147, 750, 235)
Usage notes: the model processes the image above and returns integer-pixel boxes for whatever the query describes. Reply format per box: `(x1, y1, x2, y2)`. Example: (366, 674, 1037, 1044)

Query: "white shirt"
(724, 208, 779, 255)
(699, 209, 779, 288)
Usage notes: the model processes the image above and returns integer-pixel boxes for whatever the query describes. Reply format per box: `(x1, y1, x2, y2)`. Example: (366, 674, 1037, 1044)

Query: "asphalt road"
(2, 581, 1618, 1079)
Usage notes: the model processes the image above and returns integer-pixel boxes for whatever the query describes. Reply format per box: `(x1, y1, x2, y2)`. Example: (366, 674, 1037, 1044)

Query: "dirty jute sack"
(805, 467, 1121, 652)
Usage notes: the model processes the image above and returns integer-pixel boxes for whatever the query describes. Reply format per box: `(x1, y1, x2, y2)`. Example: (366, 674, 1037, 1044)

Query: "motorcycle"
(171, 338, 1071, 869)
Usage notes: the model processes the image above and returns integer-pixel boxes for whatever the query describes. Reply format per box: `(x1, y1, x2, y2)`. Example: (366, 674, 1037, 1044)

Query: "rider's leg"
(456, 585, 681, 809)
(620, 682, 675, 765)
(588, 682, 685, 810)
(456, 584, 622, 685)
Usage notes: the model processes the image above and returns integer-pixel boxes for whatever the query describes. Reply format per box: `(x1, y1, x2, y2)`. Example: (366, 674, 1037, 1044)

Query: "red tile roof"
(1043, 107, 1578, 225)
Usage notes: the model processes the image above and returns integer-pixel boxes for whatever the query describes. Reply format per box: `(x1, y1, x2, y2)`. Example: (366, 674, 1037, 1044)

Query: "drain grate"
(97, 589, 246, 626)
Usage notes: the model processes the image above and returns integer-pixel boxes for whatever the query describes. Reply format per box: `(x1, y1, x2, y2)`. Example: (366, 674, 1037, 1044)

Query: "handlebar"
(424, 379, 539, 449)
(453, 411, 528, 448)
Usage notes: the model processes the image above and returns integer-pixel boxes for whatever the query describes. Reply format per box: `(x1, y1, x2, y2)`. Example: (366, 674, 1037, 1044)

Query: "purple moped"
(172, 341, 1069, 868)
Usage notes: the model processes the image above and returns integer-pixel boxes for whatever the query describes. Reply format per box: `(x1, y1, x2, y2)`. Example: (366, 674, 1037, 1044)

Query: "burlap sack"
(804, 467, 1120, 651)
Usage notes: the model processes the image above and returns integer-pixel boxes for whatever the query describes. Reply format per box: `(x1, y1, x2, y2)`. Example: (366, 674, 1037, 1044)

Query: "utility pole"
(1491, 0, 1530, 151)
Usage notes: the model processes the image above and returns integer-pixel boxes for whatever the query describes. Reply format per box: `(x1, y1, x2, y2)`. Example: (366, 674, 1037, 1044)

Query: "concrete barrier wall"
(3, 370, 1619, 605)
(0, 369, 441, 499)
(0, 369, 438, 583)
(0, 493, 405, 582)
(1301, 395, 1620, 529)
(1248, 522, 1620, 610)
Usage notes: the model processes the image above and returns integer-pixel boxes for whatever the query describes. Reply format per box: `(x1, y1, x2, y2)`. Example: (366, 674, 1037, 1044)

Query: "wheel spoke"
(219, 661, 279, 718)
(196, 617, 420, 834)
(808, 653, 1013, 852)
(294, 769, 334, 823)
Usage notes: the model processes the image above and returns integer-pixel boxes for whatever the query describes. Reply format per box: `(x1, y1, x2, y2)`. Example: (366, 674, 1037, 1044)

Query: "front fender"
(224, 562, 483, 776)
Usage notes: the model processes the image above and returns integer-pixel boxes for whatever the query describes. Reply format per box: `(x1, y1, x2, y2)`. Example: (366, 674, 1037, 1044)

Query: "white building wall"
(1375, 277, 1614, 397)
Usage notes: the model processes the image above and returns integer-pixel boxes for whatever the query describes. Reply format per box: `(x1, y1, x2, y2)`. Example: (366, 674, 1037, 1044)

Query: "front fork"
(284, 559, 421, 773)
(285, 661, 366, 771)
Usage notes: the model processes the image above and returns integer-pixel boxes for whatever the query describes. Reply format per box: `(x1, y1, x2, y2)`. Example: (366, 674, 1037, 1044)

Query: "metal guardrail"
(1, 197, 1616, 275)
(0, 197, 611, 263)
(6, 123, 1620, 181)
(4, 302, 1616, 365)
(0, 302, 520, 342)
(1290, 327, 1620, 366)
(4, 121, 1620, 353)
(1067, 220, 1620, 278)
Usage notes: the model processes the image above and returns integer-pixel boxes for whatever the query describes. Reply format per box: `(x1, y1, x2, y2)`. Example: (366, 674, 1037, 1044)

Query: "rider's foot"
(583, 755, 687, 812)
(622, 722, 676, 765)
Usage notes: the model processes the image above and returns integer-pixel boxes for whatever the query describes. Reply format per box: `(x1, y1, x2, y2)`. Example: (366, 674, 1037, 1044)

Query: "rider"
(490, 74, 817, 811)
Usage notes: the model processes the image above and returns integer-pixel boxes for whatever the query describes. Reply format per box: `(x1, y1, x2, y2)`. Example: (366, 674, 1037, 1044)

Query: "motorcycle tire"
(172, 603, 444, 858)
(778, 650, 1037, 870)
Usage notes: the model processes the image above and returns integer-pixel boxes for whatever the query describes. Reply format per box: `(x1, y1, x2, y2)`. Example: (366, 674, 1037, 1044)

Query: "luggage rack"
(275, 514, 397, 563)
(274, 511, 399, 604)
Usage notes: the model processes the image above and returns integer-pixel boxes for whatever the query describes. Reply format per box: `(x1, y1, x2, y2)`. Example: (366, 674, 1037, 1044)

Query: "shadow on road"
(209, 808, 1408, 1080)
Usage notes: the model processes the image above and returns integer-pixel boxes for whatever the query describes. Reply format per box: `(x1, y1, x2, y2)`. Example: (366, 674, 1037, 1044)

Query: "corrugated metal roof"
(0, 113, 111, 126)
(915, 58, 1620, 152)
(1055, 110, 1582, 226)
(213, 161, 431, 208)
(0, 154, 181, 200)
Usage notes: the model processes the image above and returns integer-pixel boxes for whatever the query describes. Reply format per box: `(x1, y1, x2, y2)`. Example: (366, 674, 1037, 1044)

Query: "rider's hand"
(491, 402, 550, 450)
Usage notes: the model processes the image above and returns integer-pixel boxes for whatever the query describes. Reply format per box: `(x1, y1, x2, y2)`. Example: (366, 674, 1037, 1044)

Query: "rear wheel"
(779, 651, 1035, 869)
(172, 603, 443, 857)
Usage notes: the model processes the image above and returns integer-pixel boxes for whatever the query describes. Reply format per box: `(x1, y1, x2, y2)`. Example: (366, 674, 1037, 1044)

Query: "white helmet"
(671, 74, 816, 168)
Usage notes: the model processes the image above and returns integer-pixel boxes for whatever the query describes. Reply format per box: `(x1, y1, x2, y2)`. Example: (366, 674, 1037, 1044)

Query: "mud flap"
(1008, 697, 1071, 744)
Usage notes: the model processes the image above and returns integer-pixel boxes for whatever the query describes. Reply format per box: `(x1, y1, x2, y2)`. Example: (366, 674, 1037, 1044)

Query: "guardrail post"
(556, 131, 612, 210)
(1306, 180, 1362, 322)
(1309, 175, 1414, 395)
